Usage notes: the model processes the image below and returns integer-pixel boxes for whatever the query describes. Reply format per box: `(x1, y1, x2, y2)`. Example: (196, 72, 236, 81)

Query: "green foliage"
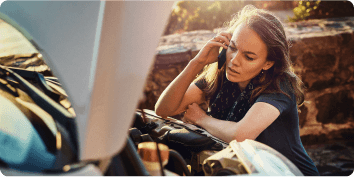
(287, 1, 354, 22)
(164, 1, 354, 34)
(164, 1, 253, 35)
(288, 1, 321, 22)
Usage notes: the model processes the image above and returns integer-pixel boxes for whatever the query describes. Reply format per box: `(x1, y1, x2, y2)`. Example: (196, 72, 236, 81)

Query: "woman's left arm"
(184, 102, 280, 143)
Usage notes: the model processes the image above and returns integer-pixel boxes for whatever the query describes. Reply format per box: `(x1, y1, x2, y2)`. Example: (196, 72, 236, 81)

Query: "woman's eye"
(246, 55, 254, 61)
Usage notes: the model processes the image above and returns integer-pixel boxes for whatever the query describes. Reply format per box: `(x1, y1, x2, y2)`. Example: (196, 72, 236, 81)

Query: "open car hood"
(0, 1, 174, 160)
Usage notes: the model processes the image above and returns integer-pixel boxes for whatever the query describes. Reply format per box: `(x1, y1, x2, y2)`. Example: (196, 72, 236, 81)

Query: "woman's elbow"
(232, 133, 257, 143)
(155, 105, 170, 117)
(230, 130, 254, 143)
(155, 108, 164, 117)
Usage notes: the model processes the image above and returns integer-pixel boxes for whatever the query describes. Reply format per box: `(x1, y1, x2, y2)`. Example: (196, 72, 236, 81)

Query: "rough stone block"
(338, 32, 353, 45)
(302, 70, 334, 90)
(339, 48, 354, 68)
(315, 90, 354, 124)
(301, 53, 336, 70)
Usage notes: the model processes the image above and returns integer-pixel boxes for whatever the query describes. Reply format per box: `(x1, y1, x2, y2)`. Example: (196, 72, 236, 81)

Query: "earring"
(257, 69, 265, 82)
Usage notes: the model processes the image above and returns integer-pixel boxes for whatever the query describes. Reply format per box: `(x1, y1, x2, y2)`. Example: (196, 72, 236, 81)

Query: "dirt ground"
(304, 141, 354, 176)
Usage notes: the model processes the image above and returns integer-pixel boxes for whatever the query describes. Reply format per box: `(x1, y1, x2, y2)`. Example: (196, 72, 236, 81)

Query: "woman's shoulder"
(255, 77, 297, 113)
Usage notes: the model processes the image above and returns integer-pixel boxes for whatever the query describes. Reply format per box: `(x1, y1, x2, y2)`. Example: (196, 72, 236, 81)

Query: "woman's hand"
(193, 32, 232, 66)
(182, 103, 208, 125)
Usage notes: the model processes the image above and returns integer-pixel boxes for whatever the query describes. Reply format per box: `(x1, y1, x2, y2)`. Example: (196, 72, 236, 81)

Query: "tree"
(164, 1, 253, 35)
(288, 1, 354, 22)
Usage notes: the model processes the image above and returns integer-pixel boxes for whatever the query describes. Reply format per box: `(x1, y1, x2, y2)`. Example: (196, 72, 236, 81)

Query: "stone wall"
(140, 17, 354, 145)
(287, 17, 354, 144)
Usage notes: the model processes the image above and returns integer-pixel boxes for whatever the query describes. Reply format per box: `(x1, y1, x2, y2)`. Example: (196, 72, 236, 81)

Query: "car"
(0, 1, 302, 176)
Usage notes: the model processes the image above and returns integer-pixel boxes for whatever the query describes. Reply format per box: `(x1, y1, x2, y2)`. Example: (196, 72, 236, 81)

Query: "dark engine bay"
(130, 109, 303, 176)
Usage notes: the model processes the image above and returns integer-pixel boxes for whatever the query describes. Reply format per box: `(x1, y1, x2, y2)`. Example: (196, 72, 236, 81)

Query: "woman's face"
(226, 22, 274, 90)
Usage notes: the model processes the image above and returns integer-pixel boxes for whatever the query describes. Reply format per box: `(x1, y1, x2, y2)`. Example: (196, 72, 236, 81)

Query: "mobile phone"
(218, 48, 227, 69)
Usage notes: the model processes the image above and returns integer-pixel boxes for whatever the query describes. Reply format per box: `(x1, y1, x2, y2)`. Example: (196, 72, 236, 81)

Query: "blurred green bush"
(163, 1, 354, 35)
(164, 1, 242, 35)
(163, 1, 295, 35)
(288, 1, 354, 22)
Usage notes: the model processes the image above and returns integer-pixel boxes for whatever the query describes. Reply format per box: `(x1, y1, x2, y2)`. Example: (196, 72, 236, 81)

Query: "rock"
(315, 91, 354, 124)
(154, 49, 192, 69)
(340, 129, 354, 140)
(341, 162, 354, 168)
(339, 48, 354, 68)
(321, 170, 354, 176)
(301, 53, 336, 70)
(336, 155, 354, 162)
(317, 165, 341, 175)
(325, 143, 346, 151)
(305, 141, 354, 176)
(302, 70, 334, 90)
(339, 32, 353, 45)
(301, 134, 328, 145)
(337, 69, 352, 84)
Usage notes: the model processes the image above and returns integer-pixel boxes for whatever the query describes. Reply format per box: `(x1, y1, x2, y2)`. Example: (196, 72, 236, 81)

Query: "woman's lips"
(228, 67, 240, 74)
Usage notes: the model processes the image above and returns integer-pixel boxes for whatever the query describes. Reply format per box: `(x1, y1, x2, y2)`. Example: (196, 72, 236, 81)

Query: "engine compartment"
(130, 109, 303, 176)
(132, 109, 227, 175)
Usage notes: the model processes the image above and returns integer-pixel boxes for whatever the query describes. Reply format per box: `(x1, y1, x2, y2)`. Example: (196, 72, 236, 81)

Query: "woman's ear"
(263, 61, 275, 70)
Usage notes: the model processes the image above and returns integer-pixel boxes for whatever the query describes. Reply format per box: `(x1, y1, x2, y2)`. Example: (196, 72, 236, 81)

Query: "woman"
(155, 5, 319, 176)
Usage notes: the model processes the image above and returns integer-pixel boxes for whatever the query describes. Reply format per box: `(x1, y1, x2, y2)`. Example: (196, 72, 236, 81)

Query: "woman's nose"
(230, 51, 241, 66)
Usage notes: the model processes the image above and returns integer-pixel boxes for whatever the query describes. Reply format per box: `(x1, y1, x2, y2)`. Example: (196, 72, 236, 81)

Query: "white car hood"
(0, 1, 173, 160)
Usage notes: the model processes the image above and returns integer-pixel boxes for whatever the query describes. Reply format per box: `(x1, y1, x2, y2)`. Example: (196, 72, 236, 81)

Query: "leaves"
(287, 1, 354, 22)
(165, 1, 253, 35)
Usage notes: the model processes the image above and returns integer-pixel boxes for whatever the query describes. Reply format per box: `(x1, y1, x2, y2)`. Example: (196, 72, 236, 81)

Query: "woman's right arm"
(155, 60, 205, 117)
(155, 32, 231, 117)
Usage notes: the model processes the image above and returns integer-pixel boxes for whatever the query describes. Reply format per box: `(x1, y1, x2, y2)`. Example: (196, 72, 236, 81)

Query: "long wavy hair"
(195, 5, 305, 106)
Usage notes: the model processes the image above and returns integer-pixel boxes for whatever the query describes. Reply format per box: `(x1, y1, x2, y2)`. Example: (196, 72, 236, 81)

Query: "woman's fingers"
(213, 32, 231, 43)
(193, 31, 231, 65)
(212, 35, 230, 46)
(209, 40, 228, 50)
(210, 32, 232, 50)
(219, 31, 232, 41)
(184, 103, 207, 126)
(182, 115, 193, 124)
